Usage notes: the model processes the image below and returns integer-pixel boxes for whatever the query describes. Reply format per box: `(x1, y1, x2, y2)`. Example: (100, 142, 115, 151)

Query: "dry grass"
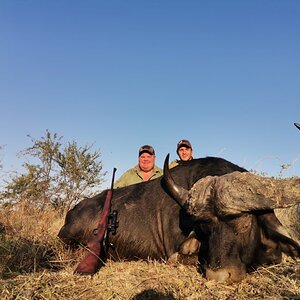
(0, 204, 299, 300)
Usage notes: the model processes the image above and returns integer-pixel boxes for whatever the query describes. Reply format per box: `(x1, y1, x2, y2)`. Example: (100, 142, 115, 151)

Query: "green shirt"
(114, 165, 163, 188)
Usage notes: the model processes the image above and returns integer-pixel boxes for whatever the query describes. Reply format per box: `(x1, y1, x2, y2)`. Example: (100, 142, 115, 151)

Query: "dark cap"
(177, 139, 192, 153)
(294, 123, 300, 130)
(139, 145, 155, 156)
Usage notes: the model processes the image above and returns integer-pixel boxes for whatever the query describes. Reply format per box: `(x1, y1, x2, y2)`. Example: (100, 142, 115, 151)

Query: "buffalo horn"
(163, 154, 189, 207)
(189, 172, 300, 217)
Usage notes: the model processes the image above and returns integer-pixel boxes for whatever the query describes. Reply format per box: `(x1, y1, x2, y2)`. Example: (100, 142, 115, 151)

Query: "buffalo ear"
(258, 212, 300, 259)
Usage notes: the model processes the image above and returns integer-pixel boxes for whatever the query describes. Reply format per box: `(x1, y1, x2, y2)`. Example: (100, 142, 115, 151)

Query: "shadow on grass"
(132, 289, 176, 300)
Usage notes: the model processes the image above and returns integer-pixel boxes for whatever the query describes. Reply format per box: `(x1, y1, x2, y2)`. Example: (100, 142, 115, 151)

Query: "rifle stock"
(74, 169, 116, 275)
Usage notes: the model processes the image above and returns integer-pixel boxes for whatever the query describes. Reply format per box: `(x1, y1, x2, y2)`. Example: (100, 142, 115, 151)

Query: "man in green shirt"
(169, 139, 194, 168)
(114, 145, 163, 188)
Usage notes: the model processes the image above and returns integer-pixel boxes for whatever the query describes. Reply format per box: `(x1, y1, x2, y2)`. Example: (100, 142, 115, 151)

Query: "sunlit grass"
(0, 203, 299, 300)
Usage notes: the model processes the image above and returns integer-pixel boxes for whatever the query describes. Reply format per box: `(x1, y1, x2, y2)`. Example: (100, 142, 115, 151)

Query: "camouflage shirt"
(114, 165, 163, 188)
(169, 159, 180, 169)
(169, 157, 194, 169)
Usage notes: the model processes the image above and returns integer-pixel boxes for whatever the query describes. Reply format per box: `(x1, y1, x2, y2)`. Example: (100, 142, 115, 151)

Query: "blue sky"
(1, 1, 300, 189)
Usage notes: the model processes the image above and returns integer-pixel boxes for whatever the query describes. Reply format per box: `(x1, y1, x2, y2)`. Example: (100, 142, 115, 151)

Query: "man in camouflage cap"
(169, 139, 194, 169)
(114, 145, 163, 188)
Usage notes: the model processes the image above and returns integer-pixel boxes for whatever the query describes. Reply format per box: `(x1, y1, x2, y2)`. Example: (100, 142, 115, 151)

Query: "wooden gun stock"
(74, 169, 116, 275)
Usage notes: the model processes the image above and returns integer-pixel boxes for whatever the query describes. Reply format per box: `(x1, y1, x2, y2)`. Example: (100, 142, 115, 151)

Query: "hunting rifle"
(74, 168, 118, 275)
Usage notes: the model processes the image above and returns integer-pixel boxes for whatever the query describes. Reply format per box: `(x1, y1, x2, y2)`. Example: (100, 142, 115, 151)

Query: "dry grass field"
(0, 203, 299, 300)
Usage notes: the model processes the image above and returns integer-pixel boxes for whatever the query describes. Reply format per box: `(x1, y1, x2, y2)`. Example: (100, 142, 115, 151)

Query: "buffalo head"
(163, 154, 300, 282)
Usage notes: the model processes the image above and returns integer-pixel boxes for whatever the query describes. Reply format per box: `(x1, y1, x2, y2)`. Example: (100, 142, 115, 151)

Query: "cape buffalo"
(163, 158, 300, 282)
(58, 155, 300, 282)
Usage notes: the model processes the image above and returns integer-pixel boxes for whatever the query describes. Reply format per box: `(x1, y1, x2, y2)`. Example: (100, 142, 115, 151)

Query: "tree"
(1, 130, 106, 212)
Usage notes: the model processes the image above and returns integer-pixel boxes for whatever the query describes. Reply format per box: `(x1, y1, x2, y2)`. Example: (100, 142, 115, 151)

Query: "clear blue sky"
(1, 1, 300, 189)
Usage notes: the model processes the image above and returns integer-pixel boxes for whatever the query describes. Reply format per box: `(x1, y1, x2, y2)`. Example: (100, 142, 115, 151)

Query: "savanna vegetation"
(0, 132, 299, 299)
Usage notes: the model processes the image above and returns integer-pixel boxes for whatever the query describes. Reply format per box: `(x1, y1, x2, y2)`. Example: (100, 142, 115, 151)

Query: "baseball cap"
(139, 145, 155, 156)
(177, 139, 192, 153)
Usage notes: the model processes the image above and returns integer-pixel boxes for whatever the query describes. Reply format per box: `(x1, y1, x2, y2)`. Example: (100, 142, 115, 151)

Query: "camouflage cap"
(177, 139, 192, 153)
(139, 145, 155, 156)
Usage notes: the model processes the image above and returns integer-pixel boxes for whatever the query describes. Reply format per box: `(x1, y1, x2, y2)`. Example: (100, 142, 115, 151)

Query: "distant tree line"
(0, 130, 106, 213)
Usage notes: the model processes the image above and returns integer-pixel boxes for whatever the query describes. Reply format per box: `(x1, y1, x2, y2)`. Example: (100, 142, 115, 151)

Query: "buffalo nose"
(206, 268, 230, 282)
(206, 266, 246, 282)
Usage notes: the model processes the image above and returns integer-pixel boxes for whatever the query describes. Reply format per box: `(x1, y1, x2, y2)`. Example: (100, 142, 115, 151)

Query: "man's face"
(178, 147, 193, 161)
(139, 153, 155, 172)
